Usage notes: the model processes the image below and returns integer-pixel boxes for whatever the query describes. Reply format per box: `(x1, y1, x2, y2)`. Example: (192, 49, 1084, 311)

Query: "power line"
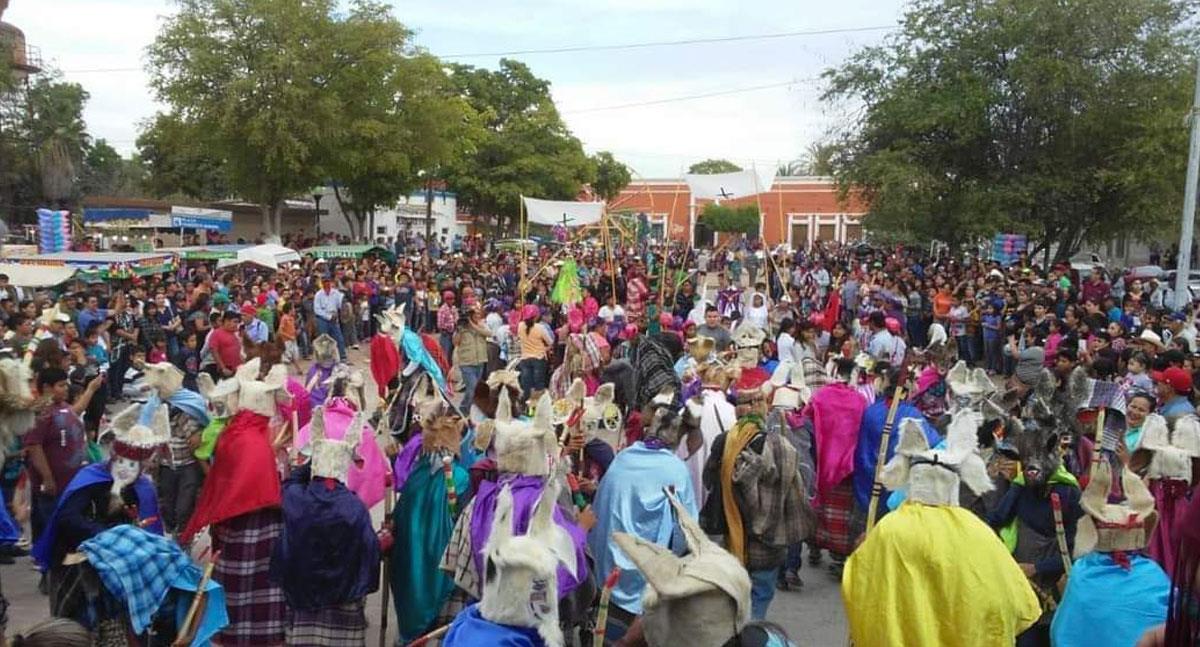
(440, 25, 896, 58)
(59, 24, 896, 74)
(560, 79, 814, 114)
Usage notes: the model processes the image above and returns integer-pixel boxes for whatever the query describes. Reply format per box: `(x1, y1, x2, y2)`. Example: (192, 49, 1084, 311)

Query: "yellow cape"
(842, 502, 1041, 647)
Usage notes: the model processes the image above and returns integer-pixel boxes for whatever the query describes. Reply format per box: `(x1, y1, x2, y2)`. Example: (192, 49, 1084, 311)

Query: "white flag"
(684, 169, 772, 202)
(522, 197, 605, 226)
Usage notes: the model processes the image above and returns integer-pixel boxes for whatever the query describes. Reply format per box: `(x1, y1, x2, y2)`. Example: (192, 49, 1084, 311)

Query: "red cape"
(182, 410, 282, 542)
(370, 334, 401, 398)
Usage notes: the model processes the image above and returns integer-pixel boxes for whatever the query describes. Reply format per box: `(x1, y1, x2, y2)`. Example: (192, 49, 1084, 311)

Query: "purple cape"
(468, 474, 588, 598)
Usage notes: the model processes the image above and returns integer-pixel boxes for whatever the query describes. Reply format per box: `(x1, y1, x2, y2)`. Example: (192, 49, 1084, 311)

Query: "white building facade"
(317, 189, 467, 243)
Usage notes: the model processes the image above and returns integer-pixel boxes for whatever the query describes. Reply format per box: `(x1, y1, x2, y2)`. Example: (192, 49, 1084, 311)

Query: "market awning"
(170, 206, 233, 232)
(10, 252, 176, 280)
(162, 245, 249, 260)
(301, 245, 396, 262)
(216, 244, 302, 270)
(0, 262, 77, 287)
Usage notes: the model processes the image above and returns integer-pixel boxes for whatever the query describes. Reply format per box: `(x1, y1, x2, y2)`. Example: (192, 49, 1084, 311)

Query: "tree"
(591, 151, 632, 202)
(687, 159, 742, 174)
(443, 59, 594, 235)
(824, 0, 1198, 258)
(27, 77, 90, 206)
(137, 113, 230, 200)
(79, 139, 147, 197)
(148, 0, 346, 235)
(321, 4, 478, 241)
(700, 203, 759, 236)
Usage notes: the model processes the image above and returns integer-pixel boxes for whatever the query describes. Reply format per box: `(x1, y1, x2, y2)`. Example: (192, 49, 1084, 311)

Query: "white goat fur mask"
(203, 358, 290, 418)
(106, 403, 170, 495)
(881, 411, 994, 506)
(142, 362, 185, 399)
(1140, 413, 1200, 482)
(613, 493, 751, 647)
(493, 389, 556, 477)
(945, 360, 996, 411)
(479, 479, 577, 647)
(309, 405, 365, 482)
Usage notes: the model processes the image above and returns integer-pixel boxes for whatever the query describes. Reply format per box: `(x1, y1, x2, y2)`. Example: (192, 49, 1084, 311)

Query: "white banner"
(684, 169, 774, 202)
(522, 197, 605, 227)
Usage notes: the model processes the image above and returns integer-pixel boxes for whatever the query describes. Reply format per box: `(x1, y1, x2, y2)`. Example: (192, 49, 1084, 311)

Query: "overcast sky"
(6, 0, 909, 177)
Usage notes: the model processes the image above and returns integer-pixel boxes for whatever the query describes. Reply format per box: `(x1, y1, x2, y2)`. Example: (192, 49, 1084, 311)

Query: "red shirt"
(24, 405, 86, 492)
(209, 327, 242, 371)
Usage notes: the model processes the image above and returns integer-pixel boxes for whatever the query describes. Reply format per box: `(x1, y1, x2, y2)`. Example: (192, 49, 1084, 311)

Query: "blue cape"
(401, 329, 447, 393)
(587, 442, 697, 615)
(853, 401, 940, 512)
(443, 603, 545, 647)
(142, 389, 210, 427)
(1050, 552, 1169, 647)
(270, 466, 380, 610)
(0, 486, 20, 543)
(33, 463, 161, 571)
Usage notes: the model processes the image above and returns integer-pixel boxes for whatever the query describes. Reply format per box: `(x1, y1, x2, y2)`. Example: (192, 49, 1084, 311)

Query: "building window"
(844, 223, 863, 242)
(376, 226, 387, 235)
(791, 223, 809, 248)
(818, 223, 837, 242)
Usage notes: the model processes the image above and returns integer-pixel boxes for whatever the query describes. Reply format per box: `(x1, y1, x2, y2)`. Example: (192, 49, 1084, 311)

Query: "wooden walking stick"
(1050, 492, 1072, 577)
(865, 386, 906, 533)
(592, 567, 621, 647)
(173, 549, 220, 647)
(405, 623, 450, 646)
(378, 486, 395, 647)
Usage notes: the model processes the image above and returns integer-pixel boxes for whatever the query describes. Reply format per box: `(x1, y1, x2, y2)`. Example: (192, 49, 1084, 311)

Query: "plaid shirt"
(437, 304, 458, 334)
(161, 409, 204, 468)
(79, 525, 193, 634)
(439, 498, 479, 598)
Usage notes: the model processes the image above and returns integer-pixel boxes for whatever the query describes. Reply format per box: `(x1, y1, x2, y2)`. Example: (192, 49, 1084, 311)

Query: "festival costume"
(588, 394, 698, 616)
(802, 379, 868, 556)
(183, 358, 290, 646)
(271, 405, 380, 646)
(295, 397, 390, 509)
(391, 411, 470, 641)
(843, 412, 1041, 646)
(613, 492, 752, 647)
(305, 334, 341, 409)
(682, 382, 736, 511)
(370, 309, 403, 398)
(1139, 412, 1200, 576)
(1050, 460, 1169, 647)
(141, 362, 211, 536)
(443, 478, 579, 647)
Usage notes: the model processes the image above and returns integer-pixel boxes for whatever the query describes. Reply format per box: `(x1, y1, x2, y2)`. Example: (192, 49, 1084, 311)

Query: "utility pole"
(1175, 56, 1200, 311)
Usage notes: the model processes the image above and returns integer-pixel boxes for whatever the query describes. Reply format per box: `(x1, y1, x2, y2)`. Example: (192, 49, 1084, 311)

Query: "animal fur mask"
(204, 358, 290, 418)
(643, 391, 684, 448)
(479, 478, 578, 646)
(582, 383, 622, 449)
(491, 389, 556, 477)
(323, 364, 367, 411)
(105, 403, 170, 494)
(141, 362, 185, 400)
(882, 411, 993, 506)
(945, 361, 996, 412)
(311, 334, 339, 367)
(308, 405, 365, 483)
(613, 492, 751, 647)
(765, 360, 810, 410)
(1140, 413, 1200, 482)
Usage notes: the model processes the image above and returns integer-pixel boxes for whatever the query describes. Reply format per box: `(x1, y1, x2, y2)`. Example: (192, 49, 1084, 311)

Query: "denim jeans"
(749, 566, 780, 620)
(316, 316, 347, 360)
(518, 358, 549, 397)
(460, 364, 484, 411)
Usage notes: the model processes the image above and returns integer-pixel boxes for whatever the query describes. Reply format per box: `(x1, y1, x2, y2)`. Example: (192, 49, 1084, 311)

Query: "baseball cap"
(1169, 312, 1188, 322)
(1152, 367, 1193, 394)
(240, 303, 257, 317)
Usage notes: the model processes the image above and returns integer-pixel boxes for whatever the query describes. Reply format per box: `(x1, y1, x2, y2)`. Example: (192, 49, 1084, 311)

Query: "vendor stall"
(9, 251, 176, 281)
(301, 244, 395, 262)
(0, 262, 77, 288)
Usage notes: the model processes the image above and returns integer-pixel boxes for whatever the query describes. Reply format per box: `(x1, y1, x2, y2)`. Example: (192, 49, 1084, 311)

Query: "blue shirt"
(1160, 395, 1194, 420)
(244, 318, 268, 344)
(77, 308, 108, 337)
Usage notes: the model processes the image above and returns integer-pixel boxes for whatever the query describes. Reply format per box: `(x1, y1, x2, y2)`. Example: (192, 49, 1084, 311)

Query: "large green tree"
(443, 59, 594, 235)
(321, 3, 478, 240)
(687, 159, 742, 174)
(79, 139, 148, 197)
(825, 0, 1198, 259)
(27, 78, 90, 206)
(136, 113, 230, 200)
(591, 151, 632, 202)
(148, 0, 346, 235)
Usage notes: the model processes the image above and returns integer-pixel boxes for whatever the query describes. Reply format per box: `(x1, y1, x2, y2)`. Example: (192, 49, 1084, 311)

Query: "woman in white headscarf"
(745, 292, 770, 330)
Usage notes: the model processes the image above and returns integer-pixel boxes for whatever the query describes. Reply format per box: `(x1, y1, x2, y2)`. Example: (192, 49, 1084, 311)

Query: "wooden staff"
(378, 486, 395, 647)
(1050, 492, 1072, 576)
(442, 455, 458, 515)
(172, 549, 220, 646)
(865, 386, 906, 533)
(593, 567, 621, 647)
(405, 624, 449, 647)
(602, 212, 617, 305)
(1090, 409, 1107, 484)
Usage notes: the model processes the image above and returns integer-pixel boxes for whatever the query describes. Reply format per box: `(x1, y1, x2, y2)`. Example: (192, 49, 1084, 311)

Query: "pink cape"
(295, 398, 390, 509)
(280, 377, 313, 430)
(1148, 478, 1194, 577)
(803, 382, 868, 506)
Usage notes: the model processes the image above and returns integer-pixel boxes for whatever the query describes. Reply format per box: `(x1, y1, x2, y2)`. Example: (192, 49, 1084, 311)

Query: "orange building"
(607, 176, 867, 249)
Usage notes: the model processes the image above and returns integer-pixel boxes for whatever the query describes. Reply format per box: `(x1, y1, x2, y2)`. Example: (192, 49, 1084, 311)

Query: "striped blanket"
(212, 508, 285, 646)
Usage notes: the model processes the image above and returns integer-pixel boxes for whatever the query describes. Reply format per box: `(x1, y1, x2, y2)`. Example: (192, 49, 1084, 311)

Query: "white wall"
(317, 189, 465, 243)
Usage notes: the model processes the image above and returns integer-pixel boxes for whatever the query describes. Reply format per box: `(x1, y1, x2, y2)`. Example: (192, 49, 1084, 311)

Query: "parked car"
(1165, 270, 1200, 300)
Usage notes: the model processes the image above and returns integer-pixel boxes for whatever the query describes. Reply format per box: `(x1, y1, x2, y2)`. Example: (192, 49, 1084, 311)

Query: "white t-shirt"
(599, 305, 625, 322)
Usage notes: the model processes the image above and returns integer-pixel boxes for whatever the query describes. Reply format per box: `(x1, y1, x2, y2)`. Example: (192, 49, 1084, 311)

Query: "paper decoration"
(36, 209, 72, 254)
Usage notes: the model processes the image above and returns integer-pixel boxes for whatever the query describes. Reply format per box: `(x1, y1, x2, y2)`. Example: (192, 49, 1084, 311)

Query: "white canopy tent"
(216, 243, 301, 270)
(522, 197, 605, 227)
(0, 262, 77, 287)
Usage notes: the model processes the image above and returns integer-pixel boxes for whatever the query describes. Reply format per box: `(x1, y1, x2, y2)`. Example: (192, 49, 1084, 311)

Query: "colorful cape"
(852, 401, 940, 511)
(587, 442, 698, 615)
(804, 382, 868, 506)
(443, 603, 545, 647)
(296, 398, 389, 509)
(468, 474, 588, 599)
(843, 502, 1040, 646)
(400, 330, 447, 394)
(280, 377, 312, 430)
(1050, 552, 1169, 647)
(182, 411, 281, 542)
(32, 463, 161, 571)
(305, 364, 335, 409)
(270, 465, 380, 610)
(391, 453, 469, 641)
(370, 333, 401, 398)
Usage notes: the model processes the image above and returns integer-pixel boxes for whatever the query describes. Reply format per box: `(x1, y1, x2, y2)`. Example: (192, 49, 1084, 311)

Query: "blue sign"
(171, 215, 232, 232)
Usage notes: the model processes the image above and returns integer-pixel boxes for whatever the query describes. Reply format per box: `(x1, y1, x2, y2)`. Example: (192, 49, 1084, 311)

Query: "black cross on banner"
(717, 187, 734, 199)
(559, 213, 574, 228)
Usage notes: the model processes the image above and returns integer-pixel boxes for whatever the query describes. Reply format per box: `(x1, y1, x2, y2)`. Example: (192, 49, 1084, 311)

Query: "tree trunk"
(272, 201, 284, 240)
(332, 185, 358, 240)
(261, 203, 272, 237)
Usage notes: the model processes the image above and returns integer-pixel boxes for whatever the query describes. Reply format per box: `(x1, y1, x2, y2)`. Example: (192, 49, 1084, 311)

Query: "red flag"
(822, 291, 841, 332)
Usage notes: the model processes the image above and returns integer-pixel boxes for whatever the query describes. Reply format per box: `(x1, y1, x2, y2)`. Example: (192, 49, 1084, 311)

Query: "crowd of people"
(0, 233, 1199, 646)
